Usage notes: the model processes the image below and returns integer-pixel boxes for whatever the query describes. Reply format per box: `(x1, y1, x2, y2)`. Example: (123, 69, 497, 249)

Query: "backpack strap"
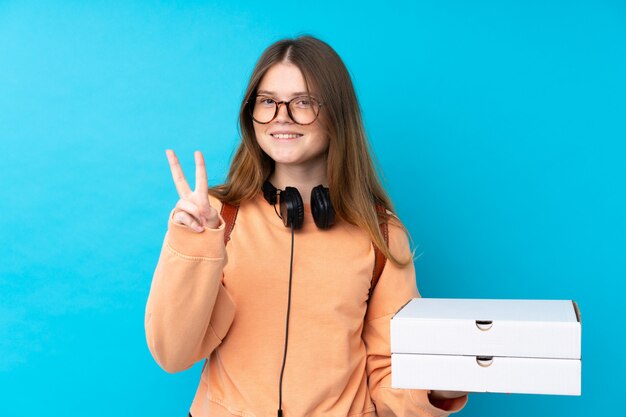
(220, 202, 239, 246)
(370, 204, 389, 301)
(219, 201, 389, 297)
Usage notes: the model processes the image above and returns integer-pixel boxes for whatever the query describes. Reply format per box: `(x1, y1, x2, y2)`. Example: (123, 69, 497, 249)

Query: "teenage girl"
(145, 35, 468, 417)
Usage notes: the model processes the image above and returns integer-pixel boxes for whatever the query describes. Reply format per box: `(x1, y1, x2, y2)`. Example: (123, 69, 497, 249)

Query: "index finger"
(166, 149, 192, 198)
(194, 150, 209, 198)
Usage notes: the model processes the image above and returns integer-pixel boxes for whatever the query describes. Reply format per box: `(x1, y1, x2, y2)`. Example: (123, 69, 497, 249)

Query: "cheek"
(311, 119, 330, 145)
(253, 125, 266, 147)
(310, 127, 330, 151)
(311, 130, 329, 146)
(253, 124, 262, 139)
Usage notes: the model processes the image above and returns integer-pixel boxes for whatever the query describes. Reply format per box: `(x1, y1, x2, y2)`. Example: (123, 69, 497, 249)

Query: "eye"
(256, 96, 276, 106)
(293, 97, 313, 108)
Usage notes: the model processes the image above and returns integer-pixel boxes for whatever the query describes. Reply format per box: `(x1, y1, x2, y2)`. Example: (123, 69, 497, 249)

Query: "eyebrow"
(256, 90, 311, 97)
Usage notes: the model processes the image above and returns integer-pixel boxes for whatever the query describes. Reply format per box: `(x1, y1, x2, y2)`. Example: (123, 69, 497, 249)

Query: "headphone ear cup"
(280, 186, 305, 230)
(262, 180, 278, 205)
(311, 185, 335, 229)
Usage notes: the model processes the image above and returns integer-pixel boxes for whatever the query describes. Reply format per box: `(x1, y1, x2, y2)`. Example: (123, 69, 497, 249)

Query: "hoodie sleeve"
(362, 220, 468, 416)
(144, 207, 236, 373)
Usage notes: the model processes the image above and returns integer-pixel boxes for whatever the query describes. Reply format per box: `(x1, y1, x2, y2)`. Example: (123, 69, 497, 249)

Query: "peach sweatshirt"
(145, 192, 468, 417)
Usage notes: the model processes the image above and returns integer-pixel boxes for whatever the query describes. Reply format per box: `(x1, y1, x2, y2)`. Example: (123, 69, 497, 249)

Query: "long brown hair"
(209, 35, 412, 267)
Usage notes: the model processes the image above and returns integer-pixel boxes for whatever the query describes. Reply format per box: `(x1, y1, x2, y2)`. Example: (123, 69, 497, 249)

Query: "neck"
(269, 159, 328, 205)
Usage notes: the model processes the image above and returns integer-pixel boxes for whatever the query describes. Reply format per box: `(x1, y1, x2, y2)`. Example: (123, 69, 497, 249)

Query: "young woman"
(145, 35, 468, 417)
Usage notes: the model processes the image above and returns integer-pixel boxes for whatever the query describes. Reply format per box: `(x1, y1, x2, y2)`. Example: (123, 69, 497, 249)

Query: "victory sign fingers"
(166, 149, 219, 231)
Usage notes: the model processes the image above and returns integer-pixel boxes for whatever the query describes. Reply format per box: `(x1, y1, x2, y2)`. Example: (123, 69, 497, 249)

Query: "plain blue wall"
(1, 1, 624, 415)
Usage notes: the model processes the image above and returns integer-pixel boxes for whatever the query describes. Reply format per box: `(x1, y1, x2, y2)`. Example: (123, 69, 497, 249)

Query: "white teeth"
(272, 133, 302, 139)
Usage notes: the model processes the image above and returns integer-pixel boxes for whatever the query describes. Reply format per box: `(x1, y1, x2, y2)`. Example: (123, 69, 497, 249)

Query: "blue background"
(1, 1, 624, 415)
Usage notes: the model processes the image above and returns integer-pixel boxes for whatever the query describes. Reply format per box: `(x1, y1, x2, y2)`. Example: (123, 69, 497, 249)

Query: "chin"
(270, 156, 305, 166)
(264, 149, 301, 164)
(259, 143, 327, 168)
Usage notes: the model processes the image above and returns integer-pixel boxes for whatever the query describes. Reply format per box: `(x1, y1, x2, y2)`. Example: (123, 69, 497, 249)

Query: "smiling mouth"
(271, 133, 303, 139)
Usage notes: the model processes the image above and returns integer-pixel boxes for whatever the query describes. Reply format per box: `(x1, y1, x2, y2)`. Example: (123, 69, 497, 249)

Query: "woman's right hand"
(166, 149, 220, 232)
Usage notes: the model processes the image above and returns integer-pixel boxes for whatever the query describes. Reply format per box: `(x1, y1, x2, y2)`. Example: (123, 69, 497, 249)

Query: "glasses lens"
(252, 96, 277, 124)
(289, 96, 320, 125)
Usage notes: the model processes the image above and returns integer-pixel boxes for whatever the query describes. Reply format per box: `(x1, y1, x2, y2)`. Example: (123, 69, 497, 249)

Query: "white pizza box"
(390, 298, 582, 395)
(391, 298, 581, 358)
(391, 353, 581, 395)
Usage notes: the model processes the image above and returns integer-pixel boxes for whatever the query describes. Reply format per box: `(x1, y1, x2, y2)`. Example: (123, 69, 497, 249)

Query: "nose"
(275, 102, 293, 123)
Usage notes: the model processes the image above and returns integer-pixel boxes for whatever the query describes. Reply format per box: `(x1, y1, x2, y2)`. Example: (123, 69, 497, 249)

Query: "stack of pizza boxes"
(390, 298, 581, 395)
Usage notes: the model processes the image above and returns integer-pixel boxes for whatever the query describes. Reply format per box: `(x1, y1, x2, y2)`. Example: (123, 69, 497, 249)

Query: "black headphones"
(262, 180, 335, 230)
(261, 180, 336, 417)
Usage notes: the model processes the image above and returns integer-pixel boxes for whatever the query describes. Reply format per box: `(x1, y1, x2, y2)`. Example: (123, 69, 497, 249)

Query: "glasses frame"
(247, 94, 323, 126)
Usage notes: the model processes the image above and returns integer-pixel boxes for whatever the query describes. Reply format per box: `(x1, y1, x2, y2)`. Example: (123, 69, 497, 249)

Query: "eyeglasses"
(249, 95, 322, 125)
